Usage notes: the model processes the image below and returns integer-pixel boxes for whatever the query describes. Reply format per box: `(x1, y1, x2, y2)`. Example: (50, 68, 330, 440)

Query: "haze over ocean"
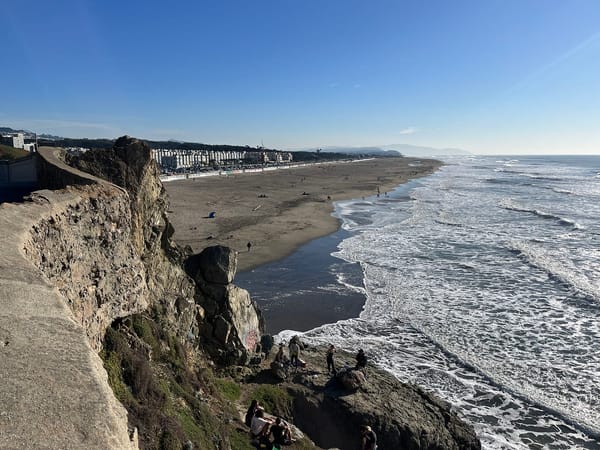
(239, 155, 600, 449)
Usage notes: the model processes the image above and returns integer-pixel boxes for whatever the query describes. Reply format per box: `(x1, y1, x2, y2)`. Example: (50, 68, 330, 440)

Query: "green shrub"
(214, 378, 242, 402)
(251, 385, 292, 418)
(229, 428, 256, 450)
(131, 315, 160, 355)
(101, 350, 134, 404)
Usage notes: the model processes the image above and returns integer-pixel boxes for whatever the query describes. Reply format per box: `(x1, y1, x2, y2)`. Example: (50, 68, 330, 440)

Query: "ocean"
(236, 155, 600, 449)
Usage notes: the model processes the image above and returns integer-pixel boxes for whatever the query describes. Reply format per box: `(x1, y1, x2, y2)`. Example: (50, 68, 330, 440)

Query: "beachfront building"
(152, 148, 245, 172)
(152, 148, 293, 172)
(243, 151, 292, 164)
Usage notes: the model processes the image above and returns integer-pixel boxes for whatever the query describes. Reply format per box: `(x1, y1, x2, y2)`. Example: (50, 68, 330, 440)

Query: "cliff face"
(63, 137, 264, 364)
(0, 140, 264, 448)
(23, 184, 151, 350)
(0, 186, 136, 449)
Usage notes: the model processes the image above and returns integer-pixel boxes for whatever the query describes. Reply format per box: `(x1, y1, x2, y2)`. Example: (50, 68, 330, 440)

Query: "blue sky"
(2, 0, 600, 154)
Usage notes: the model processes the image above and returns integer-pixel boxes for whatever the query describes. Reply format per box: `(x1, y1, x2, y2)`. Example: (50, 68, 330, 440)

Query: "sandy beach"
(164, 157, 441, 272)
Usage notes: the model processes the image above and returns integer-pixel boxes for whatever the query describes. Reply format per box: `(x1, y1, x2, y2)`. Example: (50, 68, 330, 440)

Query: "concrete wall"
(0, 154, 38, 187)
(0, 147, 136, 449)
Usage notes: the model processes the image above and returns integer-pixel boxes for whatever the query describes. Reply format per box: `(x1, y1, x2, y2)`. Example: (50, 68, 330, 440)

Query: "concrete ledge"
(0, 149, 135, 448)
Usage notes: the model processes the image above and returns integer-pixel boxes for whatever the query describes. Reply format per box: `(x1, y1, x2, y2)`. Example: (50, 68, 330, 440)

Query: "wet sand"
(164, 157, 441, 272)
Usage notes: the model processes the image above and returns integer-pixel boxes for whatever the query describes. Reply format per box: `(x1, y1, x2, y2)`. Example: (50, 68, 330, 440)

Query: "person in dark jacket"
(360, 425, 377, 450)
(244, 399, 260, 427)
(326, 344, 336, 374)
(355, 349, 367, 370)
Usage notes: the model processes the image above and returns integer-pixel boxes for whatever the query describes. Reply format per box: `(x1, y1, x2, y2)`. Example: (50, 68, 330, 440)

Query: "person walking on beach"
(360, 425, 377, 450)
(326, 344, 336, 375)
(247, 242, 252, 252)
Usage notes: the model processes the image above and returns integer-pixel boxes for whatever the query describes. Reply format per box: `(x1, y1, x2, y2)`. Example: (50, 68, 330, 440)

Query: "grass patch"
(230, 428, 256, 450)
(0, 144, 29, 160)
(214, 378, 242, 402)
(101, 312, 243, 449)
(100, 350, 134, 404)
(251, 385, 293, 419)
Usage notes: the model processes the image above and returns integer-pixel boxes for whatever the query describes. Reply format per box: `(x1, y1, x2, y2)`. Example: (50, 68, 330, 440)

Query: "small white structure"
(1, 133, 25, 149)
(23, 143, 36, 152)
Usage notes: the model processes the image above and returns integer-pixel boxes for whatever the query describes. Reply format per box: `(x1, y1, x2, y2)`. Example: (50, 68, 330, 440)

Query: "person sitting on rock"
(360, 425, 377, 450)
(270, 417, 294, 448)
(355, 349, 367, 370)
(250, 408, 273, 447)
(274, 344, 287, 363)
(245, 399, 260, 427)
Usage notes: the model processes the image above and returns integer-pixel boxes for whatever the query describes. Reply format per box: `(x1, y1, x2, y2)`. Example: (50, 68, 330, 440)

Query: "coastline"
(165, 156, 442, 272)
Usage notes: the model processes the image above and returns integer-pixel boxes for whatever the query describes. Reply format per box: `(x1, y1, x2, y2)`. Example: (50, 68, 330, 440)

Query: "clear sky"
(2, 0, 600, 154)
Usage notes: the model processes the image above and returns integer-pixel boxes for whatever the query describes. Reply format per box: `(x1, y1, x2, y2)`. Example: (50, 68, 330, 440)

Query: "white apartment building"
(152, 148, 291, 171)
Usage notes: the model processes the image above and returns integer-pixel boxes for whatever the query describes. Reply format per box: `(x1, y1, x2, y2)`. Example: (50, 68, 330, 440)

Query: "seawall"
(0, 147, 136, 448)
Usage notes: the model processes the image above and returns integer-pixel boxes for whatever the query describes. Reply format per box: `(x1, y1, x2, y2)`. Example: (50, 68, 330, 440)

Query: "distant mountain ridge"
(381, 143, 471, 156)
(318, 144, 470, 157)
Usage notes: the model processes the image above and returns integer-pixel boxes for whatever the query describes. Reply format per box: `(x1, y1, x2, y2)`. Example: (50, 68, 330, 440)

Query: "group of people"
(245, 399, 377, 450)
(245, 400, 295, 450)
(273, 336, 305, 369)
(324, 345, 368, 375)
(264, 342, 377, 449)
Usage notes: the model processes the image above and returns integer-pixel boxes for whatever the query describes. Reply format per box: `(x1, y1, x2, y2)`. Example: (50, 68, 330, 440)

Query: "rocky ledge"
(242, 344, 481, 450)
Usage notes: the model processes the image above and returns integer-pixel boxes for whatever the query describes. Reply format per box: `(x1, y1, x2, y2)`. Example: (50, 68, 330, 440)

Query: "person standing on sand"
(326, 344, 336, 374)
(247, 242, 252, 252)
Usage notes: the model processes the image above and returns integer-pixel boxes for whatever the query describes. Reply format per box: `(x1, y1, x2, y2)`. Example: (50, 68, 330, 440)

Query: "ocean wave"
(552, 187, 575, 195)
(498, 199, 584, 230)
(508, 241, 600, 303)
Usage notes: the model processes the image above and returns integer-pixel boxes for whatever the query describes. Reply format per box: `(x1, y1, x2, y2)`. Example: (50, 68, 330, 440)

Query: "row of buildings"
(1, 132, 37, 152)
(151, 148, 293, 172)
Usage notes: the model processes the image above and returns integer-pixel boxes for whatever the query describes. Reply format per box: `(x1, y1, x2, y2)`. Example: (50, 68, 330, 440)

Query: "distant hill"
(312, 144, 470, 157)
(0, 126, 32, 135)
(318, 146, 402, 156)
(381, 144, 471, 156)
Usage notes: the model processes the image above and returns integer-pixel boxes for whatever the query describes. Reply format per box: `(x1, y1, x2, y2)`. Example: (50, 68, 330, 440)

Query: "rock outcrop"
(62, 137, 263, 363)
(186, 245, 264, 365)
(257, 346, 481, 450)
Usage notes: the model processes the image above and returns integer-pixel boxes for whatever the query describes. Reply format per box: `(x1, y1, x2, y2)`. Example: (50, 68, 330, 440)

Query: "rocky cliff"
(0, 137, 480, 449)
(1, 140, 264, 448)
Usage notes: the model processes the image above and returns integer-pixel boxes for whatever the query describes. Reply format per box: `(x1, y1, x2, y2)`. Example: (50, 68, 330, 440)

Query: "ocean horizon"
(237, 155, 600, 449)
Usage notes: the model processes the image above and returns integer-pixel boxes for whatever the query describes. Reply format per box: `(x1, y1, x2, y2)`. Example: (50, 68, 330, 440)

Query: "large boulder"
(336, 368, 366, 391)
(186, 245, 237, 285)
(185, 247, 264, 365)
